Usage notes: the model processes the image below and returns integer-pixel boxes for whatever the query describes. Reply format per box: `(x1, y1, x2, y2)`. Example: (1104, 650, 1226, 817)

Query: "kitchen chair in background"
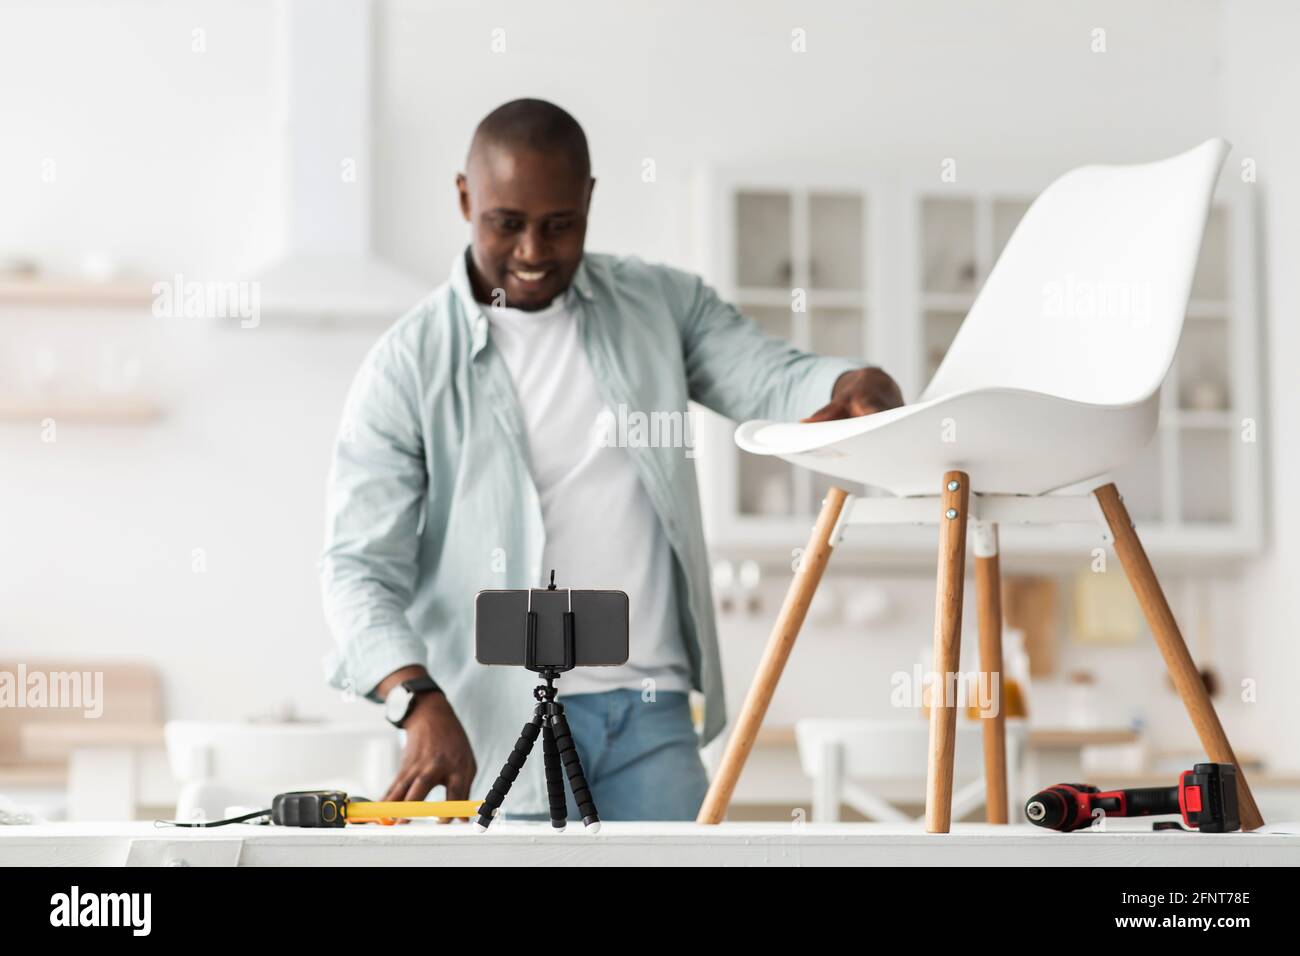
(697, 139, 1264, 831)
(164, 720, 399, 822)
(795, 719, 1028, 822)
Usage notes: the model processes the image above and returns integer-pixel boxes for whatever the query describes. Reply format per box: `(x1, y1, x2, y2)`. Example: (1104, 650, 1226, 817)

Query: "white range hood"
(251, 0, 427, 321)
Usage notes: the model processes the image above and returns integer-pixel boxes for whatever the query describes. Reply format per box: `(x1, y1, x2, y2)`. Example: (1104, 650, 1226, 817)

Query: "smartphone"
(474, 588, 630, 668)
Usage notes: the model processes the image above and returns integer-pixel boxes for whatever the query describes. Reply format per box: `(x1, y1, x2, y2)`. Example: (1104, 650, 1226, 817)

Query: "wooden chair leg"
(926, 471, 970, 833)
(1094, 483, 1265, 831)
(696, 486, 849, 824)
(974, 522, 1009, 823)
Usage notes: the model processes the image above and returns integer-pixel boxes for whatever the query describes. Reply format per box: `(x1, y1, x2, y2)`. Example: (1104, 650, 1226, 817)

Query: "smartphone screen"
(474, 588, 629, 667)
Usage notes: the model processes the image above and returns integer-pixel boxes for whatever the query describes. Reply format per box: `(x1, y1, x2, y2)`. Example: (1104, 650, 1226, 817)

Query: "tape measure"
(157, 790, 483, 828)
(273, 790, 483, 827)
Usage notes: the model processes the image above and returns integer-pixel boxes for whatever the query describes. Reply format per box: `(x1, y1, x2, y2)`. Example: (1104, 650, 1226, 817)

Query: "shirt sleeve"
(319, 334, 430, 702)
(665, 266, 862, 423)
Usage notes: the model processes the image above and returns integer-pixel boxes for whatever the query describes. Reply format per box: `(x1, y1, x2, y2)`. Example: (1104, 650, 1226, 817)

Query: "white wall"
(1, 1, 1293, 775)
(0, 0, 360, 722)
(0, 0, 280, 278)
(1219, 0, 1300, 771)
(373, 0, 1225, 278)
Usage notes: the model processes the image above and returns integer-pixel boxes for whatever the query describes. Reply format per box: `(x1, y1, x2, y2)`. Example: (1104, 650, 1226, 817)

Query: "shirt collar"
(451, 246, 595, 357)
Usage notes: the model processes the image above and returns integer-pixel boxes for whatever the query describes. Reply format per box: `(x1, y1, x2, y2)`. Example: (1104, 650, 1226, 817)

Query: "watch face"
(385, 685, 412, 725)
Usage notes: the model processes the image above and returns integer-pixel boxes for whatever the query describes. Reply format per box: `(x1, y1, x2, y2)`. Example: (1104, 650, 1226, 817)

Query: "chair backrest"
(919, 139, 1230, 407)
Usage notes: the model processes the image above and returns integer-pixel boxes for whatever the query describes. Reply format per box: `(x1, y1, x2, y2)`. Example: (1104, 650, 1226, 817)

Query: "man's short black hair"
(467, 98, 591, 179)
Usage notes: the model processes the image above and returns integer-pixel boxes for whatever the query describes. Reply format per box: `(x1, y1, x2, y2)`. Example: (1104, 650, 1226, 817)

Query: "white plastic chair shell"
(736, 139, 1231, 496)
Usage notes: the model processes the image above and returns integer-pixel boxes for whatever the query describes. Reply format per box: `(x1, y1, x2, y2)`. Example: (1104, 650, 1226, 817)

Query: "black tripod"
(475, 576, 600, 832)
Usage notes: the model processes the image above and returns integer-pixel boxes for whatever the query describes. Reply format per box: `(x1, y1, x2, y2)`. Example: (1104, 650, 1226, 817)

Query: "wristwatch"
(384, 676, 442, 728)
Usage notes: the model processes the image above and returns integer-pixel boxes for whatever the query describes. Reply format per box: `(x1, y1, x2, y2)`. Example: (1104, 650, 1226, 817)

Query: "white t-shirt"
(483, 295, 690, 696)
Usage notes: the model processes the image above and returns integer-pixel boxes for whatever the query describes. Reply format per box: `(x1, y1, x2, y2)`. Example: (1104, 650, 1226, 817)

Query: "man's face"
(457, 144, 593, 311)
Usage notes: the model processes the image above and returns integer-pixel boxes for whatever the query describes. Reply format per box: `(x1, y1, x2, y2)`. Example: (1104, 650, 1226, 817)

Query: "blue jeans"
(546, 689, 708, 822)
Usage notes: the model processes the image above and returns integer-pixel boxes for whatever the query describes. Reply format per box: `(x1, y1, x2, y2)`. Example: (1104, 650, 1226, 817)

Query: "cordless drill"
(1024, 762, 1240, 832)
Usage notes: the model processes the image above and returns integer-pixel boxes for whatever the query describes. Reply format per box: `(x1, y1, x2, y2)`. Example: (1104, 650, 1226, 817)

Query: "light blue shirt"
(320, 247, 860, 813)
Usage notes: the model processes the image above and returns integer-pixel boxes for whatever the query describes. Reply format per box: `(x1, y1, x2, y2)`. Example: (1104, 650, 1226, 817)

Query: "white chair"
(164, 721, 399, 822)
(795, 719, 1027, 823)
(698, 139, 1264, 831)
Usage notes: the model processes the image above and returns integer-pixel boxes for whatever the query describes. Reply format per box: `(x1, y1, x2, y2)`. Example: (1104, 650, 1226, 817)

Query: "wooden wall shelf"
(0, 278, 156, 309)
(0, 397, 163, 424)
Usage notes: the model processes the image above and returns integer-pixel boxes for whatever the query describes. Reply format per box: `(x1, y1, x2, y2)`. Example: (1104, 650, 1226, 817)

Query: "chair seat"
(736, 387, 1160, 497)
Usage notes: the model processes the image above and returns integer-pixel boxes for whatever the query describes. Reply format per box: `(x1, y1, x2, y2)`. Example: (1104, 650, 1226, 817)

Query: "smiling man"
(320, 98, 902, 821)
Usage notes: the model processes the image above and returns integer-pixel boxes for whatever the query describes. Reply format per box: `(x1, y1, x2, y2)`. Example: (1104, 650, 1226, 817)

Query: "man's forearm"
(321, 555, 431, 701)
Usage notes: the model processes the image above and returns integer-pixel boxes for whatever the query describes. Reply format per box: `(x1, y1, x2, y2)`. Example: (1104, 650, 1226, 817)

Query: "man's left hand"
(801, 367, 904, 422)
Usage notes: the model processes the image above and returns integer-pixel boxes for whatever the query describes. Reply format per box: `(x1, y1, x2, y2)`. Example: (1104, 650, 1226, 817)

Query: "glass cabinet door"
(736, 192, 793, 289)
(731, 186, 869, 520)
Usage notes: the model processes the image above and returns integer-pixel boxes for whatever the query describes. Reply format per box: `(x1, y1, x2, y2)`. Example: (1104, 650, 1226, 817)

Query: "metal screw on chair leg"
(945, 508, 958, 519)
(947, 480, 960, 491)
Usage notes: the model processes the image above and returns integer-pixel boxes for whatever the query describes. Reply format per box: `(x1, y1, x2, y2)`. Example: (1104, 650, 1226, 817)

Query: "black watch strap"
(402, 676, 441, 696)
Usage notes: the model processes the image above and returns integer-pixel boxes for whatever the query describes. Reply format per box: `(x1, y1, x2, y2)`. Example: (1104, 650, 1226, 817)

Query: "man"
(320, 98, 902, 821)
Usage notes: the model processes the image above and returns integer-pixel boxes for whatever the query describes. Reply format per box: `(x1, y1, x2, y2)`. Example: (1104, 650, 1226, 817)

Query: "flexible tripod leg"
(541, 719, 568, 831)
(548, 702, 600, 831)
(475, 708, 543, 831)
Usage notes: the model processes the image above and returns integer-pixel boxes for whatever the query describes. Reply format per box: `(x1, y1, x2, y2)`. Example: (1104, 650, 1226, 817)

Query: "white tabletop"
(2, 820, 1297, 866)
